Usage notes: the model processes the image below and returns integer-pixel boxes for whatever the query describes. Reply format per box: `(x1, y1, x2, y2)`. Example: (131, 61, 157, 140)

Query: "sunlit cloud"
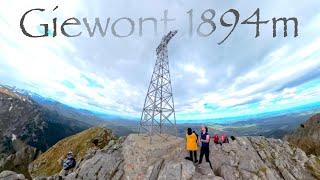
(0, 0, 320, 122)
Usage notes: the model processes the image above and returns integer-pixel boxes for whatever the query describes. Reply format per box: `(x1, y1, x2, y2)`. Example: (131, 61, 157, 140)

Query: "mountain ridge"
(0, 85, 91, 178)
(286, 113, 320, 156)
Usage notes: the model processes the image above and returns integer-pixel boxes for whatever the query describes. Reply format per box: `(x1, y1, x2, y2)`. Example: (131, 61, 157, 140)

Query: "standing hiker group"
(185, 125, 229, 169)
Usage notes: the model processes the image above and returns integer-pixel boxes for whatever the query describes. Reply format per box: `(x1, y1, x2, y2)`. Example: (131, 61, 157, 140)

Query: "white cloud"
(179, 63, 208, 84)
(0, 0, 320, 121)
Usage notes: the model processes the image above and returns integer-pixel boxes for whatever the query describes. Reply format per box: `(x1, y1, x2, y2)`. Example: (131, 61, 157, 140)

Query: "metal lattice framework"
(139, 31, 178, 140)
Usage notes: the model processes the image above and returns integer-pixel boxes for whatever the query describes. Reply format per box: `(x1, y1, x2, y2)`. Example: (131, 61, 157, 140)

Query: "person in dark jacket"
(59, 151, 76, 178)
(198, 125, 213, 169)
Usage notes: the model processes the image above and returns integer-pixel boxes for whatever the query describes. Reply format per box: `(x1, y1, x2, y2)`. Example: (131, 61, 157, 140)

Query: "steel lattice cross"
(139, 31, 178, 141)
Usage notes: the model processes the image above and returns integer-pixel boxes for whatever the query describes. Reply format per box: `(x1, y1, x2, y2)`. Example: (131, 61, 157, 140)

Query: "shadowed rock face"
(0, 145, 37, 179)
(286, 113, 320, 156)
(33, 133, 319, 180)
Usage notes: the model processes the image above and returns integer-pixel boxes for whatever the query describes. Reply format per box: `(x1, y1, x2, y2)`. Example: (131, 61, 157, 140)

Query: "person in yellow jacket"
(185, 128, 198, 163)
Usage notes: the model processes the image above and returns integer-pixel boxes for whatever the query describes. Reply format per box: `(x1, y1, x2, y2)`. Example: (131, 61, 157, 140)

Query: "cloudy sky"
(1, 0, 320, 122)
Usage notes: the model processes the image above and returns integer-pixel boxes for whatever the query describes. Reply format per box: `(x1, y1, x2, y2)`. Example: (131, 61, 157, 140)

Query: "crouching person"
(59, 151, 76, 178)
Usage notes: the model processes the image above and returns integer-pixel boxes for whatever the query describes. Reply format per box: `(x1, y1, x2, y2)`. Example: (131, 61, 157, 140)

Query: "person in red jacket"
(213, 134, 222, 146)
(221, 133, 229, 143)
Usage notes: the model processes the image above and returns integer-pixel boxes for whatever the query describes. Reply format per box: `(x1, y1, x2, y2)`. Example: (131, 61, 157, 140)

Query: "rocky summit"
(25, 132, 320, 180)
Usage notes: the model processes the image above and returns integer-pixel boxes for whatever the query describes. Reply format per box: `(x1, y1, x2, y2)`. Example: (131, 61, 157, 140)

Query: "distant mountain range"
(1, 85, 136, 135)
(0, 85, 92, 178)
(2, 84, 320, 137)
(2, 84, 319, 142)
(0, 85, 90, 155)
(0, 84, 136, 178)
(0, 84, 319, 179)
(176, 110, 320, 139)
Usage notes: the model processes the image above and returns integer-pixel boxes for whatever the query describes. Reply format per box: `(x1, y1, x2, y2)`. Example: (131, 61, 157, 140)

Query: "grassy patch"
(255, 166, 267, 177)
(30, 127, 115, 177)
(305, 157, 320, 179)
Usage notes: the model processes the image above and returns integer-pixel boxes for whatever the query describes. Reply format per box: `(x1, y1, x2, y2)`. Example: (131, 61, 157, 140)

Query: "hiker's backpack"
(193, 131, 199, 143)
(213, 134, 219, 143)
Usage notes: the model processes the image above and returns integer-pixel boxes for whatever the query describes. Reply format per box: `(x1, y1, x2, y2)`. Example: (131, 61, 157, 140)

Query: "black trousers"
(199, 146, 213, 169)
(189, 151, 197, 162)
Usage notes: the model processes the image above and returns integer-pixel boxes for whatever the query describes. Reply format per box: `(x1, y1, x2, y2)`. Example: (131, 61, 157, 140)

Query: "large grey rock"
(209, 136, 319, 180)
(0, 170, 26, 180)
(65, 141, 124, 180)
(122, 134, 186, 179)
(181, 160, 196, 179)
(156, 160, 195, 180)
(157, 161, 182, 180)
(146, 159, 164, 180)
